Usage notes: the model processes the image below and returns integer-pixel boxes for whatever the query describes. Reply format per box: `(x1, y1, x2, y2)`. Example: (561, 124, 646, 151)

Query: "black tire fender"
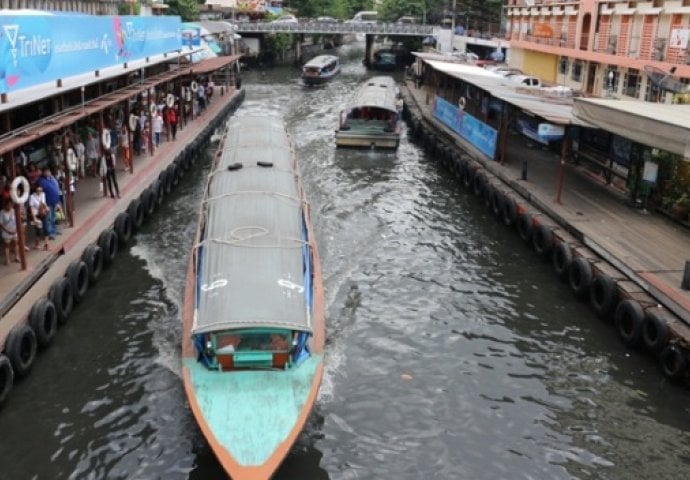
(49, 277, 73, 325)
(491, 189, 503, 217)
(153, 179, 164, 205)
(66, 260, 89, 304)
(552, 241, 573, 281)
(483, 182, 494, 208)
(29, 298, 58, 349)
(463, 164, 474, 189)
(589, 274, 618, 319)
(168, 163, 179, 187)
(642, 310, 670, 355)
(473, 171, 485, 197)
(516, 212, 533, 242)
(114, 212, 133, 245)
(500, 195, 518, 226)
(159, 170, 171, 195)
(0, 354, 13, 404)
(532, 223, 553, 259)
(659, 345, 688, 380)
(568, 256, 593, 299)
(98, 229, 118, 266)
(5, 324, 37, 377)
(82, 244, 104, 283)
(614, 299, 645, 347)
(127, 199, 144, 231)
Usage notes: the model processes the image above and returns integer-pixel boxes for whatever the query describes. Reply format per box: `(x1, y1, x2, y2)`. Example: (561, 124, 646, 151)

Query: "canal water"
(1, 43, 690, 480)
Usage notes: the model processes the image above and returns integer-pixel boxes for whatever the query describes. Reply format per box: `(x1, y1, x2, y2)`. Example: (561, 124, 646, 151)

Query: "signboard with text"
(433, 95, 497, 159)
(0, 13, 182, 94)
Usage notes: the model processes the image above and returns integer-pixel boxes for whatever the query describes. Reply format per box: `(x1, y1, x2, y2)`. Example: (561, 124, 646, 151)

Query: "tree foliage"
(165, 0, 200, 21)
(287, 0, 374, 19)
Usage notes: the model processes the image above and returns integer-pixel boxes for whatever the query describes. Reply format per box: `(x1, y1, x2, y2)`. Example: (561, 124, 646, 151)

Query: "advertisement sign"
(610, 134, 632, 167)
(0, 13, 182, 94)
(433, 95, 497, 159)
(670, 28, 689, 50)
(532, 23, 554, 38)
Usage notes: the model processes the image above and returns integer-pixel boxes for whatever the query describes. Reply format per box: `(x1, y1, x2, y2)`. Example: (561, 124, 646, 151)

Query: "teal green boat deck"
(184, 355, 322, 466)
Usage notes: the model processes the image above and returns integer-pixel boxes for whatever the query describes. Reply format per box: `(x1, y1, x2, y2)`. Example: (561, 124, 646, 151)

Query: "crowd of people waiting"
(0, 76, 217, 268)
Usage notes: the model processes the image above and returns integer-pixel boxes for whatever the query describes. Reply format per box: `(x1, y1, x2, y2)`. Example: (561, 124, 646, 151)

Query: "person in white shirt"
(153, 112, 164, 148)
(75, 138, 86, 178)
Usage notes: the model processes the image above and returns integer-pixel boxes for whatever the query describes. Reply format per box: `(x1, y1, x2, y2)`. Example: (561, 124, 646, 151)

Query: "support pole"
(555, 131, 569, 204)
(9, 152, 27, 270)
(62, 128, 74, 227)
(682, 261, 690, 290)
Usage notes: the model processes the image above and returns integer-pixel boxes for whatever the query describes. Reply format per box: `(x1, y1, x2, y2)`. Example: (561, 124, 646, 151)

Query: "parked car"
(271, 14, 298, 24)
(396, 16, 417, 24)
(315, 16, 338, 23)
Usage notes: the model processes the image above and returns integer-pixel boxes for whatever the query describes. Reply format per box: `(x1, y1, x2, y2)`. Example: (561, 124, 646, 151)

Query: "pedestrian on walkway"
(0, 200, 19, 265)
(75, 136, 86, 178)
(167, 105, 178, 141)
(37, 167, 61, 239)
(153, 111, 163, 148)
(104, 149, 120, 199)
(119, 124, 131, 171)
(85, 130, 99, 177)
(28, 185, 50, 251)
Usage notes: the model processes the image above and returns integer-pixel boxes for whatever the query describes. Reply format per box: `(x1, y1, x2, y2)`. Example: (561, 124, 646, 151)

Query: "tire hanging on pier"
(98, 229, 118, 266)
(4, 324, 37, 377)
(473, 171, 485, 197)
(568, 256, 592, 300)
(552, 241, 573, 281)
(491, 189, 503, 218)
(589, 274, 618, 319)
(29, 298, 58, 348)
(614, 299, 645, 347)
(500, 195, 518, 227)
(659, 345, 687, 380)
(66, 260, 90, 304)
(516, 212, 533, 242)
(532, 223, 553, 259)
(127, 199, 144, 231)
(49, 277, 73, 325)
(114, 212, 133, 245)
(0, 354, 13, 404)
(642, 310, 670, 355)
(82, 244, 104, 284)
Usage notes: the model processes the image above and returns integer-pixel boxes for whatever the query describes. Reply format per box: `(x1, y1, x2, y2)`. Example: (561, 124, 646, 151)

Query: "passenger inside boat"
(195, 328, 308, 371)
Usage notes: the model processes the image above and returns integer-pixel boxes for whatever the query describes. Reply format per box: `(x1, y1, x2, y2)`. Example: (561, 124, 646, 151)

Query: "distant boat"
(335, 75, 403, 149)
(182, 115, 325, 480)
(370, 50, 397, 71)
(302, 54, 341, 85)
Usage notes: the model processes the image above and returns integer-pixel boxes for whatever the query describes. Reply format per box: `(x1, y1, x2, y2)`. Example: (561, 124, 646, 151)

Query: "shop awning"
(572, 98, 690, 158)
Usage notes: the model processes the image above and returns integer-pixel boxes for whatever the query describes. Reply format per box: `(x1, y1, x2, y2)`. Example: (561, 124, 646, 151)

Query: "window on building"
(559, 58, 569, 75)
(571, 61, 583, 82)
(623, 69, 641, 98)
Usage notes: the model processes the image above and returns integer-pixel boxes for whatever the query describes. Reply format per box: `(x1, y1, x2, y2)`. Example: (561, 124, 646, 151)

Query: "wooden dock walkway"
(402, 79, 690, 331)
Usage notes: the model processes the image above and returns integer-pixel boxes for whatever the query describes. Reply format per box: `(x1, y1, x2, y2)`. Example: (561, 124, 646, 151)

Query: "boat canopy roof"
(303, 54, 339, 69)
(345, 76, 399, 113)
(193, 115, 311, 335)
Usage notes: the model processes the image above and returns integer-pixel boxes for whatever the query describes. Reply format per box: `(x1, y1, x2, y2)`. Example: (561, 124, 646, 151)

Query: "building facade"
(504, 0, 690, 103)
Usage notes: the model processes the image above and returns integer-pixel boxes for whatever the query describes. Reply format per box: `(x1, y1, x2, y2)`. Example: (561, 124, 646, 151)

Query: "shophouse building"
(504, 0, 690, 103)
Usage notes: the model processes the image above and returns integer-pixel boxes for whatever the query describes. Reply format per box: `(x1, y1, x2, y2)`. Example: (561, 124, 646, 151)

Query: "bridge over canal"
(234, 21, 440, 66)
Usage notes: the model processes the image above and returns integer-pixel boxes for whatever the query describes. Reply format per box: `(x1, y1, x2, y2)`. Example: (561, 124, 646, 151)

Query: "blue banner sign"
(433, 95, 497, 159)
(1, 13, 182, 94)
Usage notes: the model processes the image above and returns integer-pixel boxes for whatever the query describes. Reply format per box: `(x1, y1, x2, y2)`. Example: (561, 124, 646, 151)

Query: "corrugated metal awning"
(573, 98, 690, 158)
(418, 56, 591, 126)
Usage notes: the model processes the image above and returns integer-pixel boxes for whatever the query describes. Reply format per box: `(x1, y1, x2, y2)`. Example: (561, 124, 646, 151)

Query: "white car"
(271, 14, 298, 24)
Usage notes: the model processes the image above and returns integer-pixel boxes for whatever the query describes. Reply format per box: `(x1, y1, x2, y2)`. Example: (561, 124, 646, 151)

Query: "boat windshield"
(195, 328, 310, 371)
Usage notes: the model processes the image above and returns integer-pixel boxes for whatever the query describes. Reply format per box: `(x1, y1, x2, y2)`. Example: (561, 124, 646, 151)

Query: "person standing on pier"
(104, 149, 120, 199)
(0, 200, 20, 265)
(37, 167, 61, 239)
(167, 105, 178, 141)
(153, 111, 163, 149)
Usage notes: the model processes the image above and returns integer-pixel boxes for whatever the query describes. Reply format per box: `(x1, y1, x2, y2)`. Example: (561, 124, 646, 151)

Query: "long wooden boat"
(182, 115, 325, 480)
(302, 54, 341, 85)
(335, 76, 402, 149)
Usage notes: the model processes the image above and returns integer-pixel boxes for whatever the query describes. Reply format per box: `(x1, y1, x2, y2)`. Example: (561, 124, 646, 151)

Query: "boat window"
(215, 330, 291, 353)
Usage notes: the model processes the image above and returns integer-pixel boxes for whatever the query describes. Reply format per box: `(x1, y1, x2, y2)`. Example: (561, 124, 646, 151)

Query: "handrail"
(234, 21, 435, 36)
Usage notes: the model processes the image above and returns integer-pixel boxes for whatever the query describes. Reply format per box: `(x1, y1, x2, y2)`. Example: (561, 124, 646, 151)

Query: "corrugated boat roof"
(304, 55, 339, 68)
(345, 75, 399, 113)
(193, 115, 311, 334)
